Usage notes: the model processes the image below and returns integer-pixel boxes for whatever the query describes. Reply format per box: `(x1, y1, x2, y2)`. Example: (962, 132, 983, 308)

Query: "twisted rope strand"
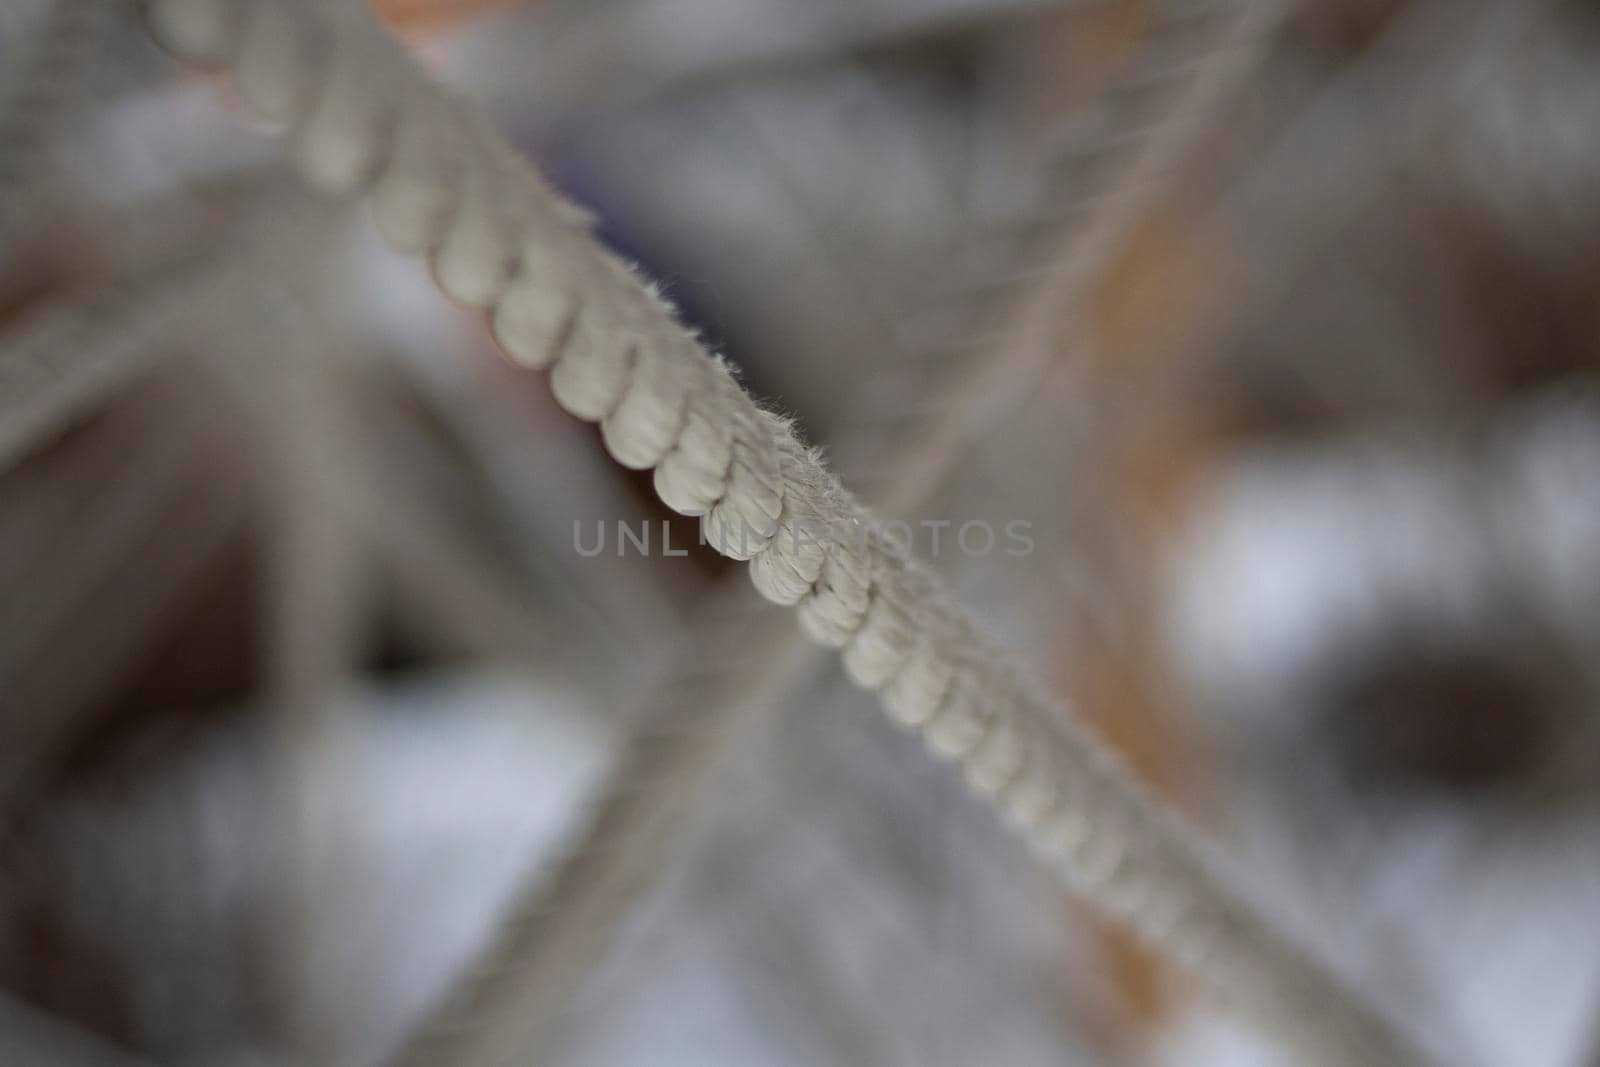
(385, 32, 1274, 1047)
(407, 4, 1553, 1061)
(137, 2, 1430, 1062)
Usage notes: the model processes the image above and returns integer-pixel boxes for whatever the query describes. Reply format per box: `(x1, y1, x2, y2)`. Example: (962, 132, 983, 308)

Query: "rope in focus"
(136, 2, 1433, 1063)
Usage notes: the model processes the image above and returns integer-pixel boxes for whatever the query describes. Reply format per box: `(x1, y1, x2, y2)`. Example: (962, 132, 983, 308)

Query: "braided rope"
(137, 2, 1430, 1062)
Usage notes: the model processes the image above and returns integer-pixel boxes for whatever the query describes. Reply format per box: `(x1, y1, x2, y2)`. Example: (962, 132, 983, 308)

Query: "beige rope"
(136, 2, 1433, 1062)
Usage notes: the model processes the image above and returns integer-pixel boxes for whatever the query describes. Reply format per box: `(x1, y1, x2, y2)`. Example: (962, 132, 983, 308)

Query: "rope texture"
(391, 7, 1275, 1059)
(137, 2, 1429, 1063)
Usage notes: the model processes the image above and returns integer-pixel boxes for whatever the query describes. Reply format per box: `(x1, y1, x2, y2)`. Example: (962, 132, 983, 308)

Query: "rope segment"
(136, 3, 1430, 1063)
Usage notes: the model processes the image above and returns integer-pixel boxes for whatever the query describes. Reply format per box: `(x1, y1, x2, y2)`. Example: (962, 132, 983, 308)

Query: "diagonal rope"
(390, 637, 770, 1067)
(0, 186, 332, 476)
(873, 0, 1277, 516)
(0, 255, 207, 475)
(392, 6, 1283, 1063)
(136, 1, 1434, 1062)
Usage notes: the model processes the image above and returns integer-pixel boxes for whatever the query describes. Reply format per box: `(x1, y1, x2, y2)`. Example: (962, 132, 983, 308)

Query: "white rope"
(389, 4, 1271, 1049)
(136, 2, 1432, 1062)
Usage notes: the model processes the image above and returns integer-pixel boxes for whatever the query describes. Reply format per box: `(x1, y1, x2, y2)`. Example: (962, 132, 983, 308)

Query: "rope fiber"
(135, 2, 1433, 1063)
